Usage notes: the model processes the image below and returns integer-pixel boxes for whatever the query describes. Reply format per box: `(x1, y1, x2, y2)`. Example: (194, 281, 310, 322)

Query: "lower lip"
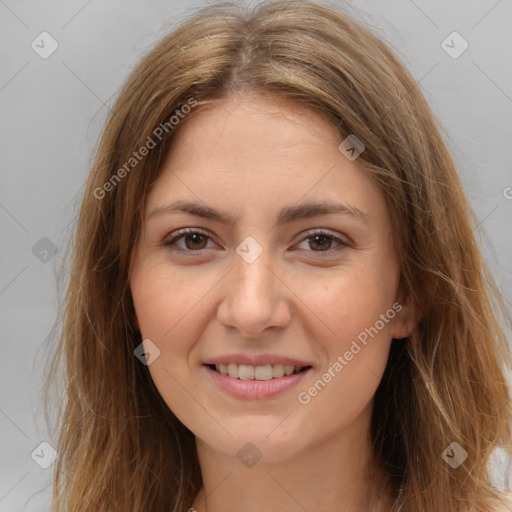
(204, 365, 312, 399)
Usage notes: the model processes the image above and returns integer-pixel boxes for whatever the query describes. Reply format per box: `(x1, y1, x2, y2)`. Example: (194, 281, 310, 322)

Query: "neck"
(190, 403, 392, 512)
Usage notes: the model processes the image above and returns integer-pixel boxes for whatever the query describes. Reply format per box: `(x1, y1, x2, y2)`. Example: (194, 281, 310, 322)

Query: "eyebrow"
(148, 199, 370, 226)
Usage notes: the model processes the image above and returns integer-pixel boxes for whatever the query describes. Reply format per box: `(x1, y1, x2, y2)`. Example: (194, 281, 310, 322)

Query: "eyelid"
(163, 227, 219, 252)
(163, 227, 350, 255)
(293, 228, 350, 252)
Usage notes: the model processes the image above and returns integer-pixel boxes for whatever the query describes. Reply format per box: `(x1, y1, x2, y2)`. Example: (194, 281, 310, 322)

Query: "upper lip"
(204, 354, 312, 367)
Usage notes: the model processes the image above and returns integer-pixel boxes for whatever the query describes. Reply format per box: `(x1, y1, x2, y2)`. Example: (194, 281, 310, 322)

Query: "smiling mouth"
(207, 363, 312, 381)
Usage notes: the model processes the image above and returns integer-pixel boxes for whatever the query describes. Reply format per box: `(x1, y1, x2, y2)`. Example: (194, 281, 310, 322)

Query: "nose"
(216, 245, 292, 338)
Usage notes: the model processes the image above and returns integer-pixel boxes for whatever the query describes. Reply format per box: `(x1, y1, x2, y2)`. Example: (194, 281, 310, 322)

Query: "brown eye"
(308, 234, 333, 251)
(164, 229, 214, 252)
(295, 229, 348, 254)
(183, 233, 208, 250)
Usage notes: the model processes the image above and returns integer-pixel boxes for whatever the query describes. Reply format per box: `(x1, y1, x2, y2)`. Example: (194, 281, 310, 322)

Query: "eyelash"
(163, 228, 349, 256)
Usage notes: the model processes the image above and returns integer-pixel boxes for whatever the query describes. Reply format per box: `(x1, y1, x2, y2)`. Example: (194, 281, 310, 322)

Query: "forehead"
(164, 92, 341, 164)
(145, 93, 387, 226)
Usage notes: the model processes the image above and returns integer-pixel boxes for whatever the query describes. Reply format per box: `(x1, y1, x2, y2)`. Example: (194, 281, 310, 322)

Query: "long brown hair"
(44, 1, 512, 510)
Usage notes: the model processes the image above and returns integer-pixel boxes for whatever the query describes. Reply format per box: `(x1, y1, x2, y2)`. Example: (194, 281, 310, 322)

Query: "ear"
(390, 282, 420, 339)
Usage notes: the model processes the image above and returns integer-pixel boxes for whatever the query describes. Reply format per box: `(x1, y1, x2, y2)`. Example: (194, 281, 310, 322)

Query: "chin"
(196, 420, 308, 464)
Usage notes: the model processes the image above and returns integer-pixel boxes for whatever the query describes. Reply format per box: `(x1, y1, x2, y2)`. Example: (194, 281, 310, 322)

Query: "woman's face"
(129, 93, 415, 463)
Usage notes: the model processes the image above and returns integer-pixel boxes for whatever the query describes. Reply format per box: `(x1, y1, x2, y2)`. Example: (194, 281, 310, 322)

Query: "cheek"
(130, 261, 217, 427)
(293, 264, 397, 411)
(302, 263, 398, 352)
(292, 297, 394, 442)
(131, 259, 216, 348)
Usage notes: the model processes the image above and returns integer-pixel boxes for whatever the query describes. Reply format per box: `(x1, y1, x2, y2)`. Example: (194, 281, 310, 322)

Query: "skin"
(129, 92, 418, 512)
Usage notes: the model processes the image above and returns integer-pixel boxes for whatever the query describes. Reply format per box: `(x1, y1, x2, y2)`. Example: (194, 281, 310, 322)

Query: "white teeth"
(213, 362, 307, 380)
(227, 363, 238, 379)
(284, 365, 295, 376)
(254, 365, 273, 381)
(272, 364, 284, 378)
(238, 365, 255, 380)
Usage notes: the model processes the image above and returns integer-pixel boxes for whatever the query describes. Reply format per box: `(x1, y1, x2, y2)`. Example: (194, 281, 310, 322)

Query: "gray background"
(1, 0, 511, 510)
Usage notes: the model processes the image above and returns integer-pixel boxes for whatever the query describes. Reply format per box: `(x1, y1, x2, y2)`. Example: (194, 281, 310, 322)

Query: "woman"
(44, 1, 512, 510)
